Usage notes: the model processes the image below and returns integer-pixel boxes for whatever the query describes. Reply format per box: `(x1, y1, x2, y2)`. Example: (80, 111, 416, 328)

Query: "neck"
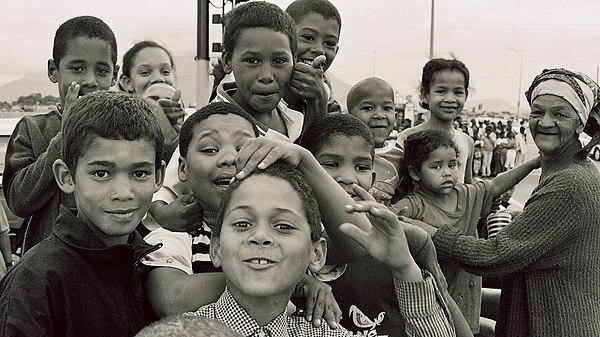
(228, 287, 291, 326)
(424, 118, 454, 133)
(539, 138, 583, 176)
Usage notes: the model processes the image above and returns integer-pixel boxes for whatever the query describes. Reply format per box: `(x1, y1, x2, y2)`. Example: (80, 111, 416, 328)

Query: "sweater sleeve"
(2, 116, 63, 218)
(433, 172, 585, 277)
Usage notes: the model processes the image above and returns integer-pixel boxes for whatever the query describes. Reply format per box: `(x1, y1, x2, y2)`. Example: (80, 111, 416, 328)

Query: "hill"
(0, 72, 56, 103)
(465, 98, 519, 115)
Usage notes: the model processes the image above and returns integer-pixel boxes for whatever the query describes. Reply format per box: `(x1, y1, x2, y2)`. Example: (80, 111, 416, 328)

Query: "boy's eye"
(132, 170, 151, 179)
(201, 147, 218, 154)
(360, 106, 373, 112)
(97, 67, 110, 76)
(69, 66, 85, 73)
(243, 58, 260, 65)
(300, 34, 315, 42)
(356, 165, 371, 172)
(454, 90, 465, 96)
(320, 162, 338, 169)
(324, 40, 338, 49)
(273, 58, 289, 65)
(274, 223, 295, 231)
(384, 106, 395, 111)
(232, 220, 251, 229)
(431, 164, 441, 170)
(93, 170, 110, 179)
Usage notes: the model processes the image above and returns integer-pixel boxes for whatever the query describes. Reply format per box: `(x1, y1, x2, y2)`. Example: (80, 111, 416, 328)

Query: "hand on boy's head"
(157, 98, 185, 129)
(235, 137, 306, 180)
(293, 274, 342, 329)
(340, 201, 422, 281)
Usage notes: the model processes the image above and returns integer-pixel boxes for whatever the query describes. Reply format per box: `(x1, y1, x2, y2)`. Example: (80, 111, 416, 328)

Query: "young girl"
(396, 58, 475, 184)
(391, 129, 540, 334)
(118, 41, 195, 234)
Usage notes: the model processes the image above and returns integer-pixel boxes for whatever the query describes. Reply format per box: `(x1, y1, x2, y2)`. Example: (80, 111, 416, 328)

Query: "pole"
(507, 47, 523, 121)
(429, 0, 435, 60)
(195, 0, 210, 106)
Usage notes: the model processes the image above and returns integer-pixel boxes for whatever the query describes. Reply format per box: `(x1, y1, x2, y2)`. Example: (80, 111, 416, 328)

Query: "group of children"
(0, 1, 542, 337)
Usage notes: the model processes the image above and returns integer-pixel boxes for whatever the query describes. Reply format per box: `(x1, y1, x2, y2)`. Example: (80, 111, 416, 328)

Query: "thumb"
(311, 55, 327, 70)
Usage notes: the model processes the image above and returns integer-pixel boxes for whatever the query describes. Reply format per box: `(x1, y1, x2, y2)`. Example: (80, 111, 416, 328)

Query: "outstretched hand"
(340, 200, 422, 281)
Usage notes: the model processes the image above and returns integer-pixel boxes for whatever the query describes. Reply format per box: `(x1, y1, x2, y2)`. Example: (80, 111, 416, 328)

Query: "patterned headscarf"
(525, 68, 600, 158)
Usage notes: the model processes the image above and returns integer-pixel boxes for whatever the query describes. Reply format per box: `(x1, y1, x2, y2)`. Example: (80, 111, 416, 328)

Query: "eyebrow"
(226, 204, 304, 218)
(319, 152, 373, 162)
(86, 160, 154, 168)
(197, 129, 254, 139)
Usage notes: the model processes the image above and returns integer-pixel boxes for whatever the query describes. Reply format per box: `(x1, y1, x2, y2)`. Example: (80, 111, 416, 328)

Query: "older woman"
(413, 68, 600, 337)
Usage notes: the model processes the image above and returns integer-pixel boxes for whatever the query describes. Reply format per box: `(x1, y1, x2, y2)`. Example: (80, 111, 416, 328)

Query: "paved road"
(507, 140, 600, 210)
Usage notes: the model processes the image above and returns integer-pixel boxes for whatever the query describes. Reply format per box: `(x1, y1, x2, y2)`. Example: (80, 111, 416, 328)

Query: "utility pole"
(507, 47, 523, 121)
(429, 0, 435, 60)
(195, 0, 210, 107)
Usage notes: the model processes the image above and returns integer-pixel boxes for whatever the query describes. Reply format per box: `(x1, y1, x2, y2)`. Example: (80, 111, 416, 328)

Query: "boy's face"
(409, 146, 459, 196)
(224, 27, 294, 116)
(295, 13, 340, 72)
(55, 137, 163, 246)
(48, 37, 117, 106)
(121, 47, 175, 95)
(348, 82, 396, 148)
(315, 135, 375, 198)
(211, 174, 326, 305)
(178, 114, 255, 212)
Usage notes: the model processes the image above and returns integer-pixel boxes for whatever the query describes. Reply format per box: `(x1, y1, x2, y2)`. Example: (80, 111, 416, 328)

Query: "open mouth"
(245, 258, 274, 265)
(213, 176, 233, 189)
(300, 58, 314, 65)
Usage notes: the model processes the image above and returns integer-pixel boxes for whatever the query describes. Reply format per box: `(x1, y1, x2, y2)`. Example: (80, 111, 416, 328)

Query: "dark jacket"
(2, 110, 77, 253)
(0, 206, 160, 337)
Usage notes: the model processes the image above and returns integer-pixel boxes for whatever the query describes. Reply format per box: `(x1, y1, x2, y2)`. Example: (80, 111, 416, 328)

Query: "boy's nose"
(248, 226, 274, 246)
(110, 177, 135, 201)
(257, 66, 274, 84)
(217, 149, 236, 167)
(336, 168, 357, 185)
(80, 69, 98, 88)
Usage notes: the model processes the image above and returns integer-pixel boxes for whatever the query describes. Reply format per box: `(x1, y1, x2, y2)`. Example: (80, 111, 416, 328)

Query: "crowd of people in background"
(0, 1, 600, 337)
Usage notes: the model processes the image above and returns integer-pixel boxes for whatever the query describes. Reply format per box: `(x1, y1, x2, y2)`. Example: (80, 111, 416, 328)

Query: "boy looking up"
(0, 91, 166, 337)
(347, 77, 405, 203)
(189, 161, 455, 336)
(214, 1, 304, 142)
(3, 16, 119, 253)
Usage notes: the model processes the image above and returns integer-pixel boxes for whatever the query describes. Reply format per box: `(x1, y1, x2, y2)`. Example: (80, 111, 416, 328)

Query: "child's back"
(2, 16, 118, 253)
(0, 91, 166, 337)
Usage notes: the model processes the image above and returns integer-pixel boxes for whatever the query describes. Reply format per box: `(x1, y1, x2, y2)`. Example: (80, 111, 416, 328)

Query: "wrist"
(5, 260, 14, 269)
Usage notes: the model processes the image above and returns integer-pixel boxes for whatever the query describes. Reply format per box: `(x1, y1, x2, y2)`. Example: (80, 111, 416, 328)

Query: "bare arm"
(489, 156, 540, 197)
(463, 135, 475, 184)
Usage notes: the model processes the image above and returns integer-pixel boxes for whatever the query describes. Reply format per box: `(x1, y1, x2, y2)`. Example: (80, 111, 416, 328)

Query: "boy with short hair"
(189, 156, 455, 336)
(214, 1, 304, 142)
(0, 91, 166, 337)
(3, 16, 119, 253)
(346, 77, 405, 203)
(300, 114, 472, 336)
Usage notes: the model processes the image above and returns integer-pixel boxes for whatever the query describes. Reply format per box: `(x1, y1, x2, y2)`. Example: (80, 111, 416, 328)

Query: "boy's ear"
(209, 235, 222, 268)
(407, 165, 421, 182)
(154, 160, 166, 193)
(177, 157, 188, 183)
(111, 64, 120, 87)
(53, 159, 75, 194)
(47, 59, 58, 83)
(222, 51, 233, 74)
(370, 170, 376, 189)
(119, 74, 134, 93)
(307, 237, 327, 273)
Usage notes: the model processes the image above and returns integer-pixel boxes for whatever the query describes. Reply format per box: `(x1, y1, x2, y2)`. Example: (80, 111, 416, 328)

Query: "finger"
(323, 294, 342, 329)
(309, 287, 328, 327)
(235, 138, 267, 179)
(312, 55, 327, 70)
(352, 184, 376, 202)
(171, 89, 181, 102)
(339, 222, 370, 250)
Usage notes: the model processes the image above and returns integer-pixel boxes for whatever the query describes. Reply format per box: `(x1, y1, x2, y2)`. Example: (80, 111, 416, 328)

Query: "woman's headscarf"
(525, 68, 600, 158)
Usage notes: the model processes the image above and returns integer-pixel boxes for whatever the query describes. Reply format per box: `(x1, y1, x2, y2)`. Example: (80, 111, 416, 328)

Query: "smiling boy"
(0, 91, 166, 337)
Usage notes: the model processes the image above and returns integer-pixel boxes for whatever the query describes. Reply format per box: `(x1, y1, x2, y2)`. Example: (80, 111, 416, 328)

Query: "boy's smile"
(225, 27, 294, 117)
(67, 137, 162, 246)
(48, 36, 116, 106)
(178, 114, 255, 212)
(348, 80, 396, 148)
(295, 12, 340, 72)
(212, 174, 323, 306)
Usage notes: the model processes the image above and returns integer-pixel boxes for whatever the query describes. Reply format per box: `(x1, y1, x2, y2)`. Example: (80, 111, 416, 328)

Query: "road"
(506, 139, 600, 210)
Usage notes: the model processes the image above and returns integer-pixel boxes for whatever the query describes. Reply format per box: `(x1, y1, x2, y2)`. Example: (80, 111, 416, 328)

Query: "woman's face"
(529, 94, 584, 156)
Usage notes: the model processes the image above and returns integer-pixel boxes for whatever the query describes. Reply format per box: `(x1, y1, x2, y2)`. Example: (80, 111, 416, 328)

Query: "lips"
(243, 257, 276, 269)
(213, 174, 235, 191)
(106, 208, 137, 221)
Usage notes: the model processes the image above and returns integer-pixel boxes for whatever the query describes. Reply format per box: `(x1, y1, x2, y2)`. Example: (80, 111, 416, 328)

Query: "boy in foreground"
(0, 91, 166, 337)
(188, 161, 455, 336)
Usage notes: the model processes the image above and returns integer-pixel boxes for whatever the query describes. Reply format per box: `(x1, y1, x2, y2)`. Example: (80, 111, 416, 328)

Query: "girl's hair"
(215, 160, 322, 242)
(419, 58, 470, 110)
(119, 40, 175, 91)
(400, 129, 459, 192)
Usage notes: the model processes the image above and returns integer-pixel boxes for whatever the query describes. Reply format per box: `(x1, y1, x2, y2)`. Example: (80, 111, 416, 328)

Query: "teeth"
(300, 59, 313, 65)
(250, 259, 269, 265)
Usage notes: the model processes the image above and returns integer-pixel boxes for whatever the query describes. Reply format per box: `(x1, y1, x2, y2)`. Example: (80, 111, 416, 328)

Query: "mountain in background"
(465, 98, 520, 115)
(0, 72, 56, 103)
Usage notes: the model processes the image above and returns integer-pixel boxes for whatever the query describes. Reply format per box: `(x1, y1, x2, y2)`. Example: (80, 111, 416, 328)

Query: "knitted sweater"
(2, 110, 76, 253)
(433, 155, 600, 337)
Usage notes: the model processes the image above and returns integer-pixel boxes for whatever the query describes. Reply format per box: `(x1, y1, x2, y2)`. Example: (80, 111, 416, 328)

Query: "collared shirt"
(189, 270, 456, 337)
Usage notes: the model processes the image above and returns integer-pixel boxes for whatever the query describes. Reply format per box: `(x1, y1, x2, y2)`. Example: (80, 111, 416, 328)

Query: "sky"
(2, 0, 600, 112)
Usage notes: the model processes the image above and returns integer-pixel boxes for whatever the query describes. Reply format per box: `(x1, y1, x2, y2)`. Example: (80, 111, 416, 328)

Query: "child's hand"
(157, 90, 184, 130)
(209, 57, 228, 84)
(235, 137, 308, 180)
(293, 274, 342, 329)
(289, 55, 327, 102)
(61, 81, 80, 126)
(149, 195, 203, 233)
(340, 201, 422, 281)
